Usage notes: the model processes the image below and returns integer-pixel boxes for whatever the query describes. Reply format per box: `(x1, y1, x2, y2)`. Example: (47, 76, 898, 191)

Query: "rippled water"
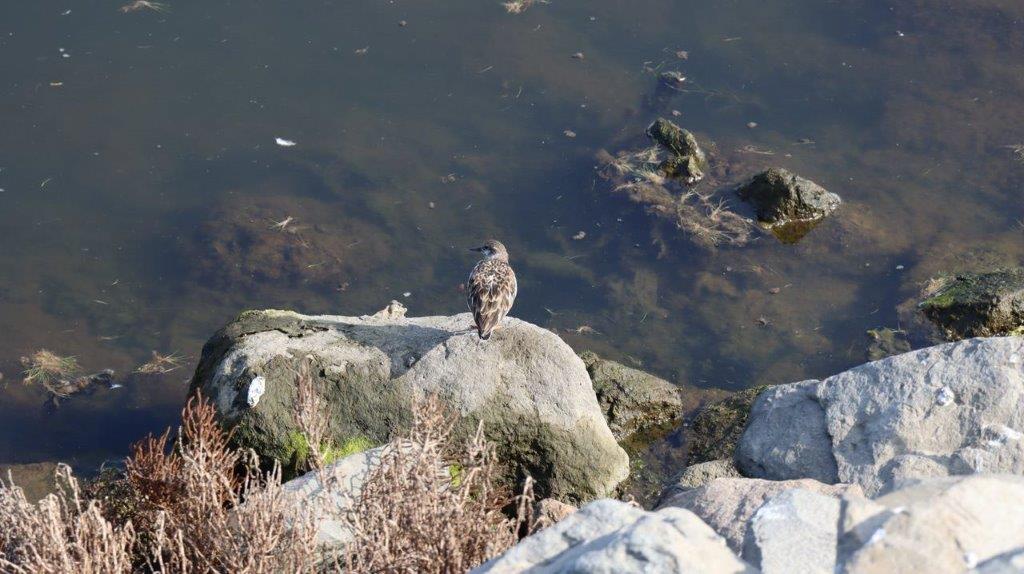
(1, 0, 1022, 474)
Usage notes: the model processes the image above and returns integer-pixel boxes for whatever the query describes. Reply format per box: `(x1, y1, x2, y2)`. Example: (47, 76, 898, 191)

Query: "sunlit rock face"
(189, 307, 628, 503)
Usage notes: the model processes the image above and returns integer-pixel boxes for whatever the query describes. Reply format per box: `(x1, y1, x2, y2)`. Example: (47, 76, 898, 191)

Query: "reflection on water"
(1, 0, 1022, 472)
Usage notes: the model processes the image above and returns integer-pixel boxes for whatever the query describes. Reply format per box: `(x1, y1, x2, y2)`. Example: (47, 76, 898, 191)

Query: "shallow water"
(1, 0, 1022, 475)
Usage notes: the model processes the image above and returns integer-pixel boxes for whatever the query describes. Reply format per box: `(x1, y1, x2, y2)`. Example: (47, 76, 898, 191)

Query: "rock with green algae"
(686, 385, 769, 465)
(645, 118, 708, 184)
(188, 305, 628, 503)
(736, 168, 841, 228)
(919, 268, 1024, 340)
(580, 351, 683, 440)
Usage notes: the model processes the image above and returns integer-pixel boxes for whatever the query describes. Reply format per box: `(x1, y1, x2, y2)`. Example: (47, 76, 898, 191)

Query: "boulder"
(646, 118, 708, 184)
(736, 168, 841, 227)
(840, 475, 1024, 574)
(474, 499, 754, 573)
(189, 308, 628, 502)
(658, 477, 862, 555)
(737, 337, 1024, 496)
(743, 489, 840, 574)
(687, 385, 767, 465)
(660, 459, 742, 503)
(580, 351, 683, 440)
(919, 268, 1024, 340)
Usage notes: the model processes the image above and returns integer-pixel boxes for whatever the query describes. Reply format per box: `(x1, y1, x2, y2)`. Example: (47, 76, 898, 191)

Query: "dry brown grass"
(0, 465, 136, 573)
(345, 396, 533, 573)
(21, 350, 80, 396)
(1, 394, 534, 572)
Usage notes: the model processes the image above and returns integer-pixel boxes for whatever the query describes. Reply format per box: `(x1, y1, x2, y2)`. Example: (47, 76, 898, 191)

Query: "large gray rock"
(919, 268, 1024, 340)
(646, 118, 708, 184)
(744, 489, 839, 574)
(841, 475, 1024, 574)
(737, 337, 1024, 495)
(658, 477, 862, 555)
(580, 351, 683, 440)
(474, 499, 754, 573)
(189, 308, 628, 502)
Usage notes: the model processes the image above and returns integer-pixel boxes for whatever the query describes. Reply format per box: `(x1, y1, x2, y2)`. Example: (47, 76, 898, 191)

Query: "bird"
(466, 239, 518, 340)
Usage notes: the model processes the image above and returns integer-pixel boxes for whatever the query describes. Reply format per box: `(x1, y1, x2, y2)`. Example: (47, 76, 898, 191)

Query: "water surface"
(1, 0, 1022, 475)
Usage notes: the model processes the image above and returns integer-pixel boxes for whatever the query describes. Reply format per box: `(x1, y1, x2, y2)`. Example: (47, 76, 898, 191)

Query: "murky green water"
(1, 0, 1022, 474)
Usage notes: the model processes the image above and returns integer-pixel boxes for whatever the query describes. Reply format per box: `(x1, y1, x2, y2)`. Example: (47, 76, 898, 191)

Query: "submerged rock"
(474, 499, 755, 573)
(686, 385, 767, 465)
(646, 118, 708, 184)
(736, 168, 841, 239)
(189, 308, 628, 503)
(580, 351, 683, 440)
(865, 328, 912, 361)
(919, 268, 1024, 340)
(737, 336, 1024, 496)
(658, 459, 742, 503)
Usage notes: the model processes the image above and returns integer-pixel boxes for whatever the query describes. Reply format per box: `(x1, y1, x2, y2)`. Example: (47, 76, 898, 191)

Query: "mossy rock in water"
(686, 385, 769, 465)
(919, 268, 1024, 340)
(645, 118, 707, 184)
(736, 167, 841, 227)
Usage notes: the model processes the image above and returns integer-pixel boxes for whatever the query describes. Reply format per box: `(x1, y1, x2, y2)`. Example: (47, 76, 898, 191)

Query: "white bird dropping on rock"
(247, 375, 266, 407)
(275, 137, 297, 147)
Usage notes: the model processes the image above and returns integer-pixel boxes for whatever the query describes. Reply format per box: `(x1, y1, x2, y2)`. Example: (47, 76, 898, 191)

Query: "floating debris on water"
(21, 350, 79, 390)
(275, 137, 297, 147)
(502, 0, 546, 14)
(564, 129, 577, 138)
(572, 231, 586, 240)
(119, 1, 169, 13)
(572, 52, 585, 60)
(747, 121, 758, 129)
(135, 350, 183, 375)
(354, 46, 370, 55)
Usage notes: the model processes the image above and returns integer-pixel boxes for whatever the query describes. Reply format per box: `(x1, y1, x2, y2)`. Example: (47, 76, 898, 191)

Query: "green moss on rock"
(687, 385, 769, 465)
(919, 268, 1024, 340)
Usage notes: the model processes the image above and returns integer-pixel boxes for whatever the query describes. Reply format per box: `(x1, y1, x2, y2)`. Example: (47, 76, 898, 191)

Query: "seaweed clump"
(598, 119, 754, 249)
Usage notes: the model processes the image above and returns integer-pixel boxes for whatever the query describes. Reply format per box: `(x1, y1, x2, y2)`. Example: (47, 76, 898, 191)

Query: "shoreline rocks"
(919, 268, 1024, 340)
(580, 351, 683, 440)
(737, 336, 1024, 496)
(189, 308, 628, 502)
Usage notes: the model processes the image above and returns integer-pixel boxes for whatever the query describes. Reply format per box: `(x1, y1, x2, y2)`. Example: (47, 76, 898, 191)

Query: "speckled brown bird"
(467, 239, 517, 340)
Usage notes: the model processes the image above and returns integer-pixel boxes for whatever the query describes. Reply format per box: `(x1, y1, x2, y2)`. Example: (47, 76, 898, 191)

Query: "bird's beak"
(469, 246, 484, 252)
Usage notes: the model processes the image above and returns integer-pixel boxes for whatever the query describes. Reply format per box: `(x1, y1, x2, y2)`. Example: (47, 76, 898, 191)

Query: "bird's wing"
(468, 261, 516, 337)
